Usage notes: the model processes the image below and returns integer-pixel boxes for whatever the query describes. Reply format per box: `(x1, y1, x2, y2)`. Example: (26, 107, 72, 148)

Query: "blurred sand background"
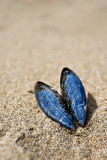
(0, 0, 107, 159)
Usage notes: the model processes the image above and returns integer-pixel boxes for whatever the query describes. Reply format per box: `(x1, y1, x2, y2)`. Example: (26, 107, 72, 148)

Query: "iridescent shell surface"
(35, 81, 75, 130)
(60, 68, 87, 126)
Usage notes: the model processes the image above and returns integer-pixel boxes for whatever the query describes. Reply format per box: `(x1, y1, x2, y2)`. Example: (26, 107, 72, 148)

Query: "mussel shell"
(60, 68, 87, 126)
(34, 81, 75, 130)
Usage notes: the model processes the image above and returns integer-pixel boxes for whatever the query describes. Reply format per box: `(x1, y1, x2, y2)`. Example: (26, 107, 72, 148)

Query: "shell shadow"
(85, 92, 98, 126)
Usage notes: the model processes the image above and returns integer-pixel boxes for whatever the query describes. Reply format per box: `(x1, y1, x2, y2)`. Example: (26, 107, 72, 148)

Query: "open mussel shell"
(34, 81, 75, 130)
(60, 67, 87, 126)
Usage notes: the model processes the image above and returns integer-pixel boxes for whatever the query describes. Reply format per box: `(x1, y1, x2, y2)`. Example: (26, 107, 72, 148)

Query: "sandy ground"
(0, 0, 107, 159)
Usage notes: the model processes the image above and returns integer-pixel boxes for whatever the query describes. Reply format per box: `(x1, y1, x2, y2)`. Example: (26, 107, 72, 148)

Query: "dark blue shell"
(34, 82, 75, 130)
(60, 68, 87, 126)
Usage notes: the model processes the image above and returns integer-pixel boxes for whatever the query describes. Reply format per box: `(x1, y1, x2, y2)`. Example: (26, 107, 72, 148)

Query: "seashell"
(34, 81, 75, 130)
(60, 67, 87, 126)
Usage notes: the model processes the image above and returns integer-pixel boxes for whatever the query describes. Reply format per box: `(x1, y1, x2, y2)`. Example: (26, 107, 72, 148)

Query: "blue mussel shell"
(35, 82, 75, 130)
(60, 68, 87, 126)
(34, 68, 87, 130)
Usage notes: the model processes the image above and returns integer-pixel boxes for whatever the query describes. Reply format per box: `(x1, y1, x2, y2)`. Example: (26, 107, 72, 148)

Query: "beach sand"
(0, 0, 107, 159)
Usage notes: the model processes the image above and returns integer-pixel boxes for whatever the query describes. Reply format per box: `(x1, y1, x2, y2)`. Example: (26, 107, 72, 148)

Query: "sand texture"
(0, 0, 107, 159)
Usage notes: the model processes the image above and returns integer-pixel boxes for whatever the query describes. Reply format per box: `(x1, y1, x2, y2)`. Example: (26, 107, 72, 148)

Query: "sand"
(0, 0, 107, 159)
